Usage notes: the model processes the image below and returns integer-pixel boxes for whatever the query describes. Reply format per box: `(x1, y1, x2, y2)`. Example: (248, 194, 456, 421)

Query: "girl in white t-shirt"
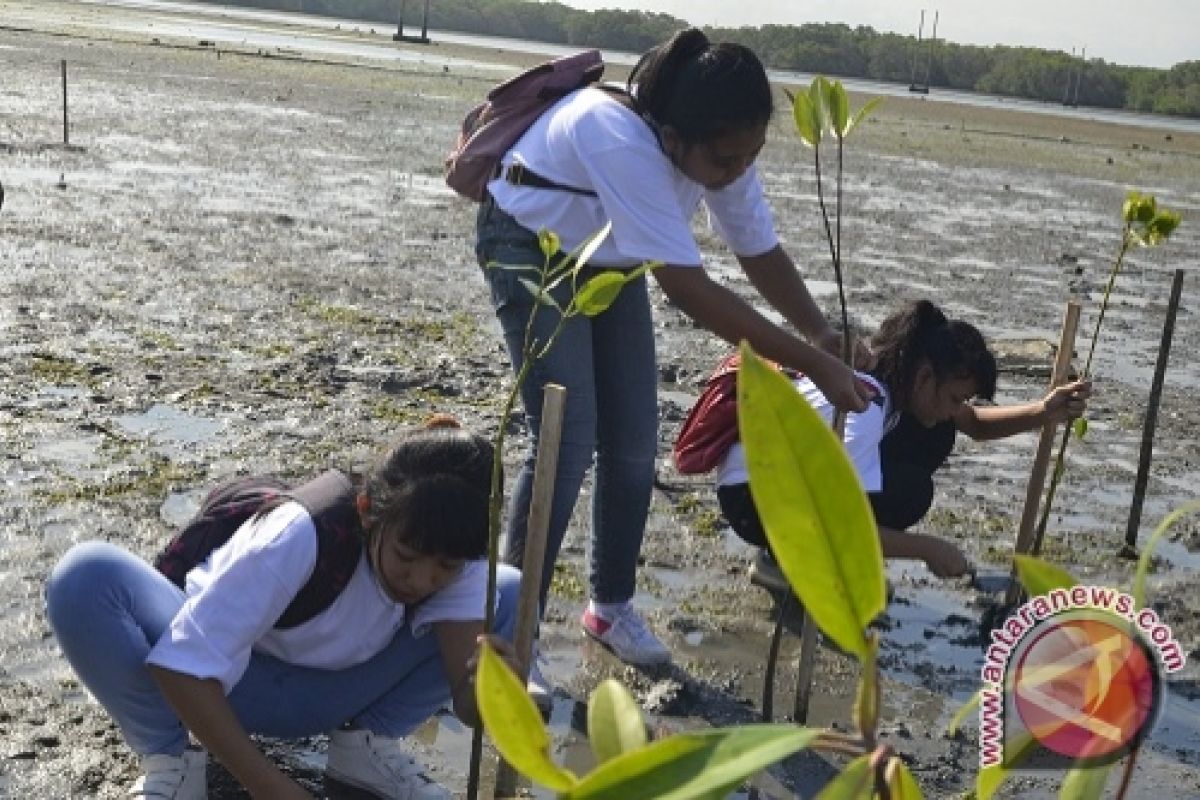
(475, 28, 874, 669)
(716, 300, 1090, 579)
(46, 418, 520, 800)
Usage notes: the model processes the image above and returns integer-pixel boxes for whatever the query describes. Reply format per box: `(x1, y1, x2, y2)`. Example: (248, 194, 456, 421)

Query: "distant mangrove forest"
(190, 0, 1200, 118)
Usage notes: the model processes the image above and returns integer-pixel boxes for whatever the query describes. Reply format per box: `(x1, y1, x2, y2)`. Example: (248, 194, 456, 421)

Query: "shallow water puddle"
(114, 403, 222, 450)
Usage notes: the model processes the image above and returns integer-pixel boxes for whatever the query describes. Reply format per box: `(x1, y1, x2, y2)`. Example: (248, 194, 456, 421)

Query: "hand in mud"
(923, 539, 972, 579)
(1042, 378, 1091, 423)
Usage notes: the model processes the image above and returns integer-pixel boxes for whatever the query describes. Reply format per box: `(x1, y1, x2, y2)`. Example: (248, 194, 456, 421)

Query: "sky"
(556, 0, 1196, 70)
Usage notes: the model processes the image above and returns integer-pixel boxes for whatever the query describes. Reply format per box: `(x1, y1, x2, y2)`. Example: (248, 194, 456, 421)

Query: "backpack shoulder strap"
(274, 470, 365, 629)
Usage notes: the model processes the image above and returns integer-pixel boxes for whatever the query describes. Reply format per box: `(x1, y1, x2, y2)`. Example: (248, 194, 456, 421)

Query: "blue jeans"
(475, 196, 658, 608)
(45, 541, 520, 756)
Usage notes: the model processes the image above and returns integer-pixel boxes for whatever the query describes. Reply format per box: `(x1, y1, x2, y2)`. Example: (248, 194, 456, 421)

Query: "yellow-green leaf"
(1073, 417, 1088, 439)
(476, 643, 577, 792)
(793, 92, 822, 146)
(574, 272, 626, 317)
(518, 277, 562, 312)
(736, 343, 885, 660)
(977, 732, 1037, 800)
(886, 757, 924, 800)
(815, 754, 873, 800)
(567, 724, 818, 800)
(1013, 554, 1078, 597)
(1059, 762, 1114, 799)
(946, 690, 981, 737)
(538, 228, 561, 259)
(1134, 500, 1200, 608)
(573, 221, 612, 270)
(845, 97, 883, 137)
(587, 679, 647, 766)
(825, 80, 849, 138)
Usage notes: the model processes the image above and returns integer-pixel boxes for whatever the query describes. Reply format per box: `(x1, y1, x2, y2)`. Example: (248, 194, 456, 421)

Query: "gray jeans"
(475, 196, 658, 607)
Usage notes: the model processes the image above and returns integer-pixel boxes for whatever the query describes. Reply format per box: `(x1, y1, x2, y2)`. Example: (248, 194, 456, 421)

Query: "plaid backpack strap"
(275, 470, 364, 629)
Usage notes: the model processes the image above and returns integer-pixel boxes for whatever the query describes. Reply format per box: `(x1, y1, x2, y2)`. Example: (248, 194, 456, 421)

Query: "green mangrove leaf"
(736, 342, 885, 660)
(1058, 762, 1114, 799)
(826, 80, 849, 138)
(946, 690, 981, 737)
(574, 220, 613, 270)
(885, 757, 924, 800)
(475, 643, 577, 792)
(566, 724, 818, 800)
(1143, 210, 1182, 245)
(587, 679, 647, 766)
(853, 635, 880, 739)
(537, 228, 561, 259)
(793, 91, 822, 147)
(845, 97, 883, 137)
(1013, 554, 1078, 596)
(574, 272, 626, 317)
(977, 732, 1037, 800)
(1073, 417, 1088, 439)
(1134, 500, 1200, 608)
(1122, 191, 1155, 224)
(518, 277, 562, 312)
(814, 754, 873, 799)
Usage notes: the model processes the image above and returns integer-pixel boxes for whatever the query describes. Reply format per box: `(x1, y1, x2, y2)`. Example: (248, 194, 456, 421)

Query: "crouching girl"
(715, 299, 1090, 580)
(46, 417, 520, 800)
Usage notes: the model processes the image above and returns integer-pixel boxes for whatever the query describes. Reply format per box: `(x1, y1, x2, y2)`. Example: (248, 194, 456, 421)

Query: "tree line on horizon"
(193, 0, 1200, 118)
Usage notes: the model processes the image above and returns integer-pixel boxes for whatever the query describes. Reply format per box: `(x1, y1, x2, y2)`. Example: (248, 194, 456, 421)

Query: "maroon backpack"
(445, 49, 605, 201)
(153, 470, 364, 629)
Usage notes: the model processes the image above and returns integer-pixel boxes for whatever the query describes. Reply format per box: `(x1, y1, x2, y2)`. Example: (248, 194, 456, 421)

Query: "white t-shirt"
(715, 373, 891, 491)
(487, 86, 779, 268)
(146, 502, 487, 693)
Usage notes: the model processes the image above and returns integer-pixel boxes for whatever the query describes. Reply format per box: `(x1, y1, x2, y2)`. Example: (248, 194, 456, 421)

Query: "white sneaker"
(527, 655, 553, 716)
(325, 728, 449, 800)
(129, 748, 206, 799)
(582, 603, 672, 667)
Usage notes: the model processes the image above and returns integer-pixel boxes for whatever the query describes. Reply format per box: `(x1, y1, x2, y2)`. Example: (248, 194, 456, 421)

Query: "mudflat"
(2, 3, 1198, 797)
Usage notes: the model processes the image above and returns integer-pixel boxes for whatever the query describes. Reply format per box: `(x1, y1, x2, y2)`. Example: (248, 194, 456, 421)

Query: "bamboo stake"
(61, 60, 69, 146)
(1122, 269, 1185, 556)
(1004, 301, 1081, 607)
(493, 383, 566, 799)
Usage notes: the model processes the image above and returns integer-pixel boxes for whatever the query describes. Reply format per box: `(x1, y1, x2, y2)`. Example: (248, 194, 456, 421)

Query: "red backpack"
(445, 49, 605, 201)
(153, 470, 363, 629)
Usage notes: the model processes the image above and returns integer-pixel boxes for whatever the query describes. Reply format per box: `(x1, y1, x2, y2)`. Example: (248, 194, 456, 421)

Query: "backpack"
(672, 353, 747, 475)
(153, 470, 364, 629)
(445, 49, 605, 201)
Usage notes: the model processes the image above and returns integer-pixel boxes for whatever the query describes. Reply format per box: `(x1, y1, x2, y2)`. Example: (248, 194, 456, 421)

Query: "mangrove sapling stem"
(760, 592, 793, 721)
(1030, 226, 1135, 558)
(1115, 741, 1142, 799)
(834, 137, 852, 365)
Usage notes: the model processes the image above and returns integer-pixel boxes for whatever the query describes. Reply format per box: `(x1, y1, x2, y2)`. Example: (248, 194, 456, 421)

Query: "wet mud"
(2, 3, 1199, 798)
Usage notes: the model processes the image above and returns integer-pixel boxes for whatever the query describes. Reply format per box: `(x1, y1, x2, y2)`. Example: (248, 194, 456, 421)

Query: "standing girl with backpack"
(475, 28, 873, 670)
(715, 299, 1091, 580)
(45, 418, 520, 800)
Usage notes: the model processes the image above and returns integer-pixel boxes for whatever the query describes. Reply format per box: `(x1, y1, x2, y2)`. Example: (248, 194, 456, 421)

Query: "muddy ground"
(1, 3, 1199, 798)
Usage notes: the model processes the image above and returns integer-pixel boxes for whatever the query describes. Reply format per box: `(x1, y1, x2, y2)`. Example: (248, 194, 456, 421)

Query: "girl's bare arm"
(149, 666, 311, 799)
(434, 621, 521, 728)
(955, 379, 1091, 441)
(877, 526, 971, 578)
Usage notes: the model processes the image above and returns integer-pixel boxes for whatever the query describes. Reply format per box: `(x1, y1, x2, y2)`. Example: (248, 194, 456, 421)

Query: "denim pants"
(45, 541, 520, 756)
(475, 196, 658, 608)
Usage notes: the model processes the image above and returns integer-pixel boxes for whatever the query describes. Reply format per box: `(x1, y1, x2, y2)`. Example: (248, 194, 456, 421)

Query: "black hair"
(628, 28, 774, 145)
(359, 415, 493, 561)
(870, 299, 998, 414)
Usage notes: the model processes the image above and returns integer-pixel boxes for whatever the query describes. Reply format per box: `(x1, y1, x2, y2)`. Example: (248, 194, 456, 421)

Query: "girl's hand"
(465, 634, 522, 682)
(922, 538, 971, 578)
(808, 351, 873, 413)
(815, 328, 875, 370)
(1041, 379, 1092, 424)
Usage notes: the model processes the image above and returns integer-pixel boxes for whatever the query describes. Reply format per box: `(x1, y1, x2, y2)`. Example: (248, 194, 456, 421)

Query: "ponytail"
(871, 300, 997, 412)
(629, 28, 773, 145)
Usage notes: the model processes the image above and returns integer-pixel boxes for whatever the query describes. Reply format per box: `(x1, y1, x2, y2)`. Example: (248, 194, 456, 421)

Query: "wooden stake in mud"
(492, 383, 566, 799)
(1004, 301, 1081, 607)
(61, 59, 69, 146)
(1122, 269, 1186, 556)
